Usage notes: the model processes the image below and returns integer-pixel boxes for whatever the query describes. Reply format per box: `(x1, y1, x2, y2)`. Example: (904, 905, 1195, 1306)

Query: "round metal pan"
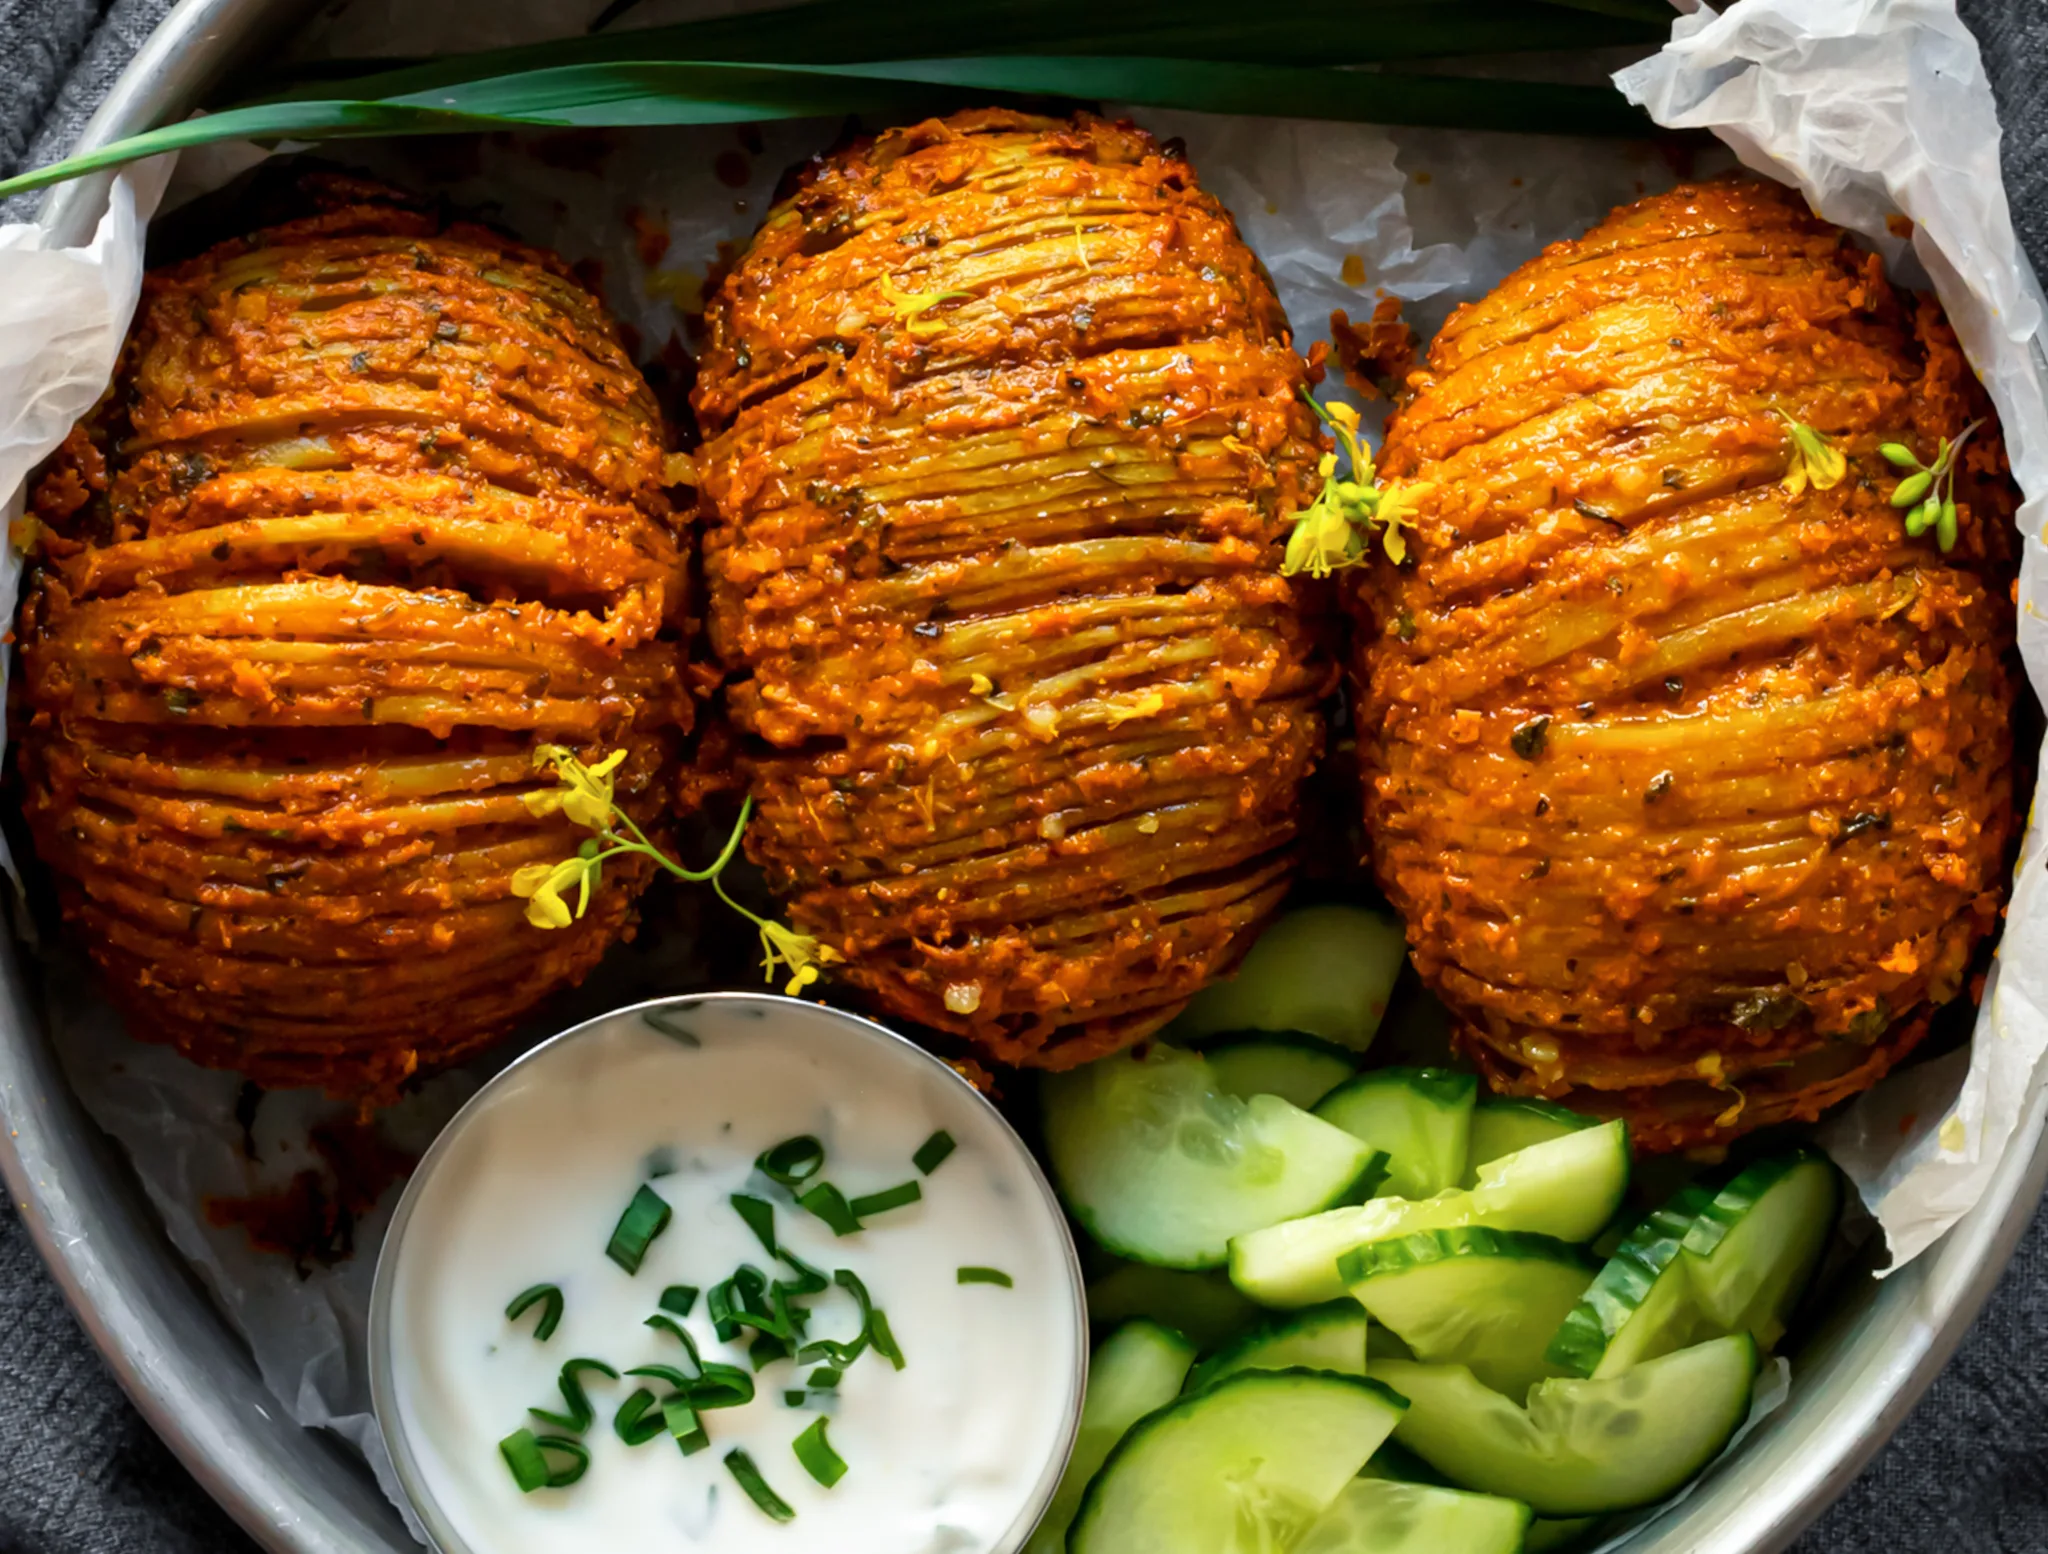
(1, 5, 2043, 1550)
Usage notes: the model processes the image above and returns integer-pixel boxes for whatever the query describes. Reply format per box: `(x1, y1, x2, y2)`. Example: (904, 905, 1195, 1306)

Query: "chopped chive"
(784, 1389, 809, 1406)
(710, 1265, 792, 1343)
(752, 1333, 793, 1370)
(663, 1394, 710, 1455)
(793, 1417, 849, 1488)
(775, 1247, 830, 1296)
(690, 1363, 757, 1410)
(499, 1428, 588, 1491)
(612, 1387, 666, 1446)
(731, 1192, 779, 1255)
(848, 1180, 922, 1219)
(644, 1313, 701, 1360)
(641, 1007, 701, 1046)
(726, 1448, 797, 1523)
(912, 1130, 956, 1175)
(807, 1366, 842, 1389)
(529, 1357, 619, 1433)
(798, 1182, 863, 1236)
(957, 1266, 1013, 1287)
(605, 1183, 673, 1274)
(505, 1283, 564, 1342)
(757, 1135, 826, 1192)
(868, 1307, 906, 1371)
(659, 1284, 700, 1317)
(625, 1363, 693, 1389)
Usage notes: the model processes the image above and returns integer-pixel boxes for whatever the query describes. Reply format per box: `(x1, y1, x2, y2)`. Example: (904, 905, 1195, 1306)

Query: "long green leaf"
(250, 0, 1665, 102)
(0, 54, 1655, 200)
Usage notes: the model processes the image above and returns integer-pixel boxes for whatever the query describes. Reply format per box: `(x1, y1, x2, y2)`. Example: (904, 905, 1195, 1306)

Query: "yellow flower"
(1779, 414, 1846, 498)
(756, 917, 844, 997)
(524, 745, 628, 828)
(1373, 481, 1434, 566)
(511, 857, 590, 931)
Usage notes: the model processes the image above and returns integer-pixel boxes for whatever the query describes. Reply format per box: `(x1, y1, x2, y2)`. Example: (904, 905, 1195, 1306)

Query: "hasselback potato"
(17, 177, 690, 1095)
(1354, 179, 2019, 1150)
(694, 110, 1330, 1068)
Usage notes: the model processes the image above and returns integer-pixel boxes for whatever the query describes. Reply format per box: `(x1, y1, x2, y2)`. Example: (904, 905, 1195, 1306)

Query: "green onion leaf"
(793, 1416, 849, 1488)
(504, 1283, 564, 1342)
(690, 1362, 758, 1410)
(659, 1284, 700, 1317)
(499, 1428, 589, 1491)
(848, 1180, 922, 1219)
(807, 1366, 842, 1389)
(784, 1389, 809, 1406)
(752, 1333, 794, 1370)
(726, 1448, 797, 1523)
(664, 1394, 711, 1454)
(710, 1265, 794, 1342)
(605, 1184, 673, 1274)
(757, 1135, 827, 1191)
(624, 1363, 694, 1389)
(798, 1182, 863, 1236)
(640, 1007, 701, 1046)
(868, 1308, 906, 1371)
(957, 1266, 1014, 1287)
(911, 1130, 956, 1175)
(612, 1387, 667, 1446)
(529, 1357, 619, 1433)
(732, 1192, 779, 1255)
(644, 1312, 702, 1363)
(775, 1247, 830, 1297)
(831, 1268, 906, 1369)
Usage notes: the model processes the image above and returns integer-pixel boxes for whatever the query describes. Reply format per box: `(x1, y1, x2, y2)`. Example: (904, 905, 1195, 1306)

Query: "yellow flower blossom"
(1779, 414, 1846, 498)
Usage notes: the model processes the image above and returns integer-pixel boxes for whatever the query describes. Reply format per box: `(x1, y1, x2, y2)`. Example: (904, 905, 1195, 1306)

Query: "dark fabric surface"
(1, 1, 2046, 1549)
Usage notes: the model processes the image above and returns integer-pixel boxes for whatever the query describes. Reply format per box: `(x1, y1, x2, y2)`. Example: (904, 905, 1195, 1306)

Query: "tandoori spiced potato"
(1353, 178, 2020, 1150)
(694, 110, 1332, 1069)
(16, 177, 691, 1096)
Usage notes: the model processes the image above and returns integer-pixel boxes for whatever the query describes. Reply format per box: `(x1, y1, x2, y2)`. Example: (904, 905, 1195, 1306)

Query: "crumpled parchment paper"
(0, 0, 2041, 1531)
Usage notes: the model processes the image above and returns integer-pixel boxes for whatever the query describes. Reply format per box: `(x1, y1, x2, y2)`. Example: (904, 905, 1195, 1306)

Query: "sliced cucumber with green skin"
(1526, 1516, 1607, 1552)
(1087, 1261, 1262, 1351)
(1374, 1334, 1757, 1516)
(1045, 1046, 1388, 1269)
(1295, 1476, 1532, 1554)
(1464, 1099, 1598, 1184)
(1682, 1150, 1839, 1352)
(1359, 1440, 1453, 1487)
(1549, 1151, 1839, 1378)
(1070, 1369, 1410, 1554)
(1185, 1302, 1371, 1393)
(1546, 1187, 1715, 1380)
(1231, 1120, 1630, 1307)
(1024, 1320, 1194, 1554)
(1316, 1067, 1478, 1200)
(1205, 1036, 1358, 1111)
(1343, 1228, 1596, 1398)
(1170, 905, 1409, 1053)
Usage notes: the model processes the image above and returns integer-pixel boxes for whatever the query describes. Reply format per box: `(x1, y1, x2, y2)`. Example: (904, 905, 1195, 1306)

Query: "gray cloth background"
(2, 1, 2047, 1549)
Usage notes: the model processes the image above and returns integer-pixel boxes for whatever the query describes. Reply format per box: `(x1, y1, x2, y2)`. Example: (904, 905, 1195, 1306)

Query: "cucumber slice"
(1342, 1228, 1595, 1398)
(1186, 1302, 1371, 1392)
(1374, 1334, 1757, 1516)
(1171, 905, 1409, 1052)
(1526, 1516, 1607, 1552)
(1024, 1320, 1195, 1554)
(1206, 1036, 1358, 1110)
(1549, 1150, 1839, 1378)
(1315, 1067, 1478, 1199)
(1087, 1260, 1261, 1351)
(1231, 1120, 1630, 1307)
(1046, 1046, 1386, 1269)
(1071, 1369, 1409, 1554)
(1681, 1150, 1840, 1353)
(1296, 1476, 1532, 1554)
(1359, 1440, 1454, 1487)
(1546, 1187, 1715, 1379)
(1464, 1099, 1598, 1184)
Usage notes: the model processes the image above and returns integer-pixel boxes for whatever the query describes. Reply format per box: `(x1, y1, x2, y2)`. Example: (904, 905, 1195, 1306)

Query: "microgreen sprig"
(514, 745, 842, 995)
(1881, 420, 1983, 553)
(1777, 413, 1847, 498)
(1280, 391, 1431, 576)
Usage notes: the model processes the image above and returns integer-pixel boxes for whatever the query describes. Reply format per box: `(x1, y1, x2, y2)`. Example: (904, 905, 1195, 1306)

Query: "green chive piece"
(752, 1333, 794, 1370)
(775, 1248, 830, 1297)
(848, 1180, 922, 1219)
(757, 1135, 826, 1191)
(613, 1387, 666, 1446)
(710, 1266, 793, 1343)
(792, 1416, 849, 1489)
(957, 1266, 1014, 1287)
(500, 1428, 588, 1491)
(659, 1284, 700, 1317)
(726, 1448, 797, 1522)
(529, 1357, 619, 1433)
(798, 1182, 863, 1235)
(869, 1307, 906, 1370)
(663, 1394, 711, 1454)
(504, 1283, 564, 1342)
(1937, 498, 1960, 552)
(625, 1363, 693, 1389)
(807, 1366, 842, 1389)
(732, 1192, 779, 1254)
(1890, 468, 1934, 507)
(912, 1130, 957, 1175)
(1878, 442, 1920, 467)
(644, 1313, 702, 1361)
(784, 1389, 809, 1406)
(605, 1183, 673, 1274)
(641, 1007, 701, 1046)
(690, 1363, 758, 1410)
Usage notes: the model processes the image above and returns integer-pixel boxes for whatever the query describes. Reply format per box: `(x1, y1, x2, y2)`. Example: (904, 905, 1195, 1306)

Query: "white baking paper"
(0, 0, 2041, 1532)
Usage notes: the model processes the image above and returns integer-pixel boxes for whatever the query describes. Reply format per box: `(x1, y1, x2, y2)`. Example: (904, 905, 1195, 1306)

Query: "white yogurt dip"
(374, 994, 1085, 1554)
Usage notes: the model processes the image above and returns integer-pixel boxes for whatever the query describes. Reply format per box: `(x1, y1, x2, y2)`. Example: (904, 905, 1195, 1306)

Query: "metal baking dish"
(3, 3, 2045, 1550)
